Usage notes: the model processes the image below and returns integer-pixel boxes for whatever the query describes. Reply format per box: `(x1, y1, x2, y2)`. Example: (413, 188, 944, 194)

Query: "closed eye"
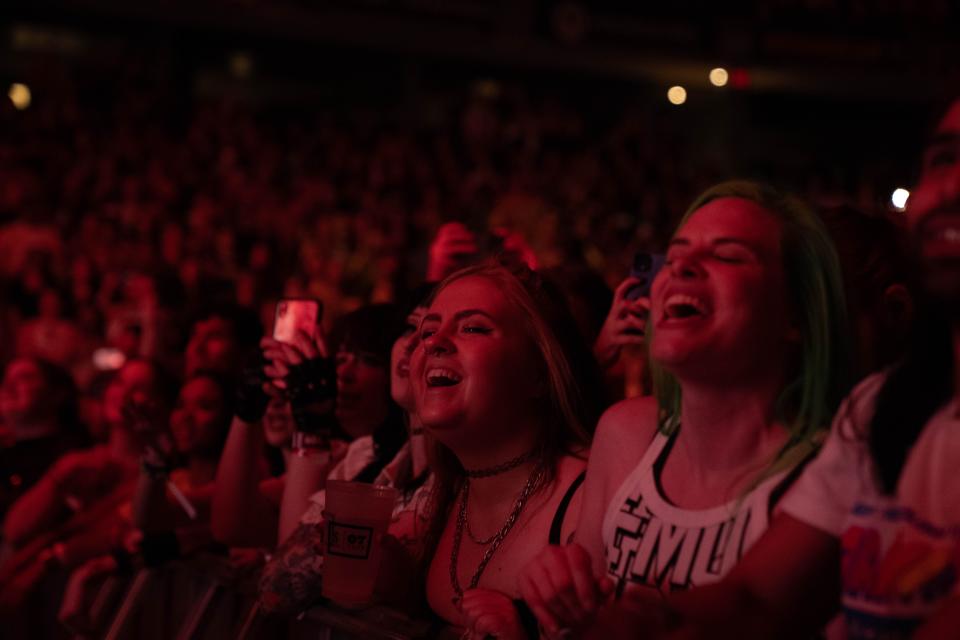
(713, 253, 746, 263)
(462, 325, 492, 334)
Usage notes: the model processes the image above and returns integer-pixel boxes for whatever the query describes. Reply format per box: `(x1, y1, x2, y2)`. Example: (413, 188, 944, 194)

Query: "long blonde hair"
(652, 180, 850, 482)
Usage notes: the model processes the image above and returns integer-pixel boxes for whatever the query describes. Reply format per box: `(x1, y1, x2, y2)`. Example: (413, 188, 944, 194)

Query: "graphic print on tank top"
(602, 429, 800, 592)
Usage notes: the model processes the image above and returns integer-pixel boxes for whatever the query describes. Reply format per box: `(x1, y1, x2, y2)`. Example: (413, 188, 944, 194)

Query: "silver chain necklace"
(465, 510, 499, 546)
(449, 462, 545, 606)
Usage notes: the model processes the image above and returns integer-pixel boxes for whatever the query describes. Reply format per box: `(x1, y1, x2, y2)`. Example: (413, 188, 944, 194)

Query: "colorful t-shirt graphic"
(782, 373, 960, 639)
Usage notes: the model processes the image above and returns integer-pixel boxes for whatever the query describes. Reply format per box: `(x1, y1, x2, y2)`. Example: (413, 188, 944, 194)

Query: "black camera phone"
(625, 252, 665, 301)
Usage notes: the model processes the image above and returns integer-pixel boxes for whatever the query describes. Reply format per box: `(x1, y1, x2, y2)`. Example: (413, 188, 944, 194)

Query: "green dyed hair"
(651, 180, 851, 479)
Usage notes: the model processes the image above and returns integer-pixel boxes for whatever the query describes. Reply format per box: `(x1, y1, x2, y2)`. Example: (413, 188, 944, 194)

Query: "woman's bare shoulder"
(594, 395, 660, 455)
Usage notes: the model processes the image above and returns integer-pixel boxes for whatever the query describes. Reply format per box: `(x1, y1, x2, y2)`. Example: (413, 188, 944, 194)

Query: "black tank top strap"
(766, 442, 820, 516)
(548, 470, 587, 545)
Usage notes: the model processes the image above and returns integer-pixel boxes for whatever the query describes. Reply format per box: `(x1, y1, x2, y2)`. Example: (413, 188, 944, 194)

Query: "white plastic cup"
(322, 481, 398, 606)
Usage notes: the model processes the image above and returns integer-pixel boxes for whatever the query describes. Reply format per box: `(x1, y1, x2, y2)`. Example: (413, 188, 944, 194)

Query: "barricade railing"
(84, 553, 455, 639)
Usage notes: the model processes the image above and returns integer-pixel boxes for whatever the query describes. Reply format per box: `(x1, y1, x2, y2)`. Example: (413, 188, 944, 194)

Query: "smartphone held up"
(625, 252, 665, 301)
(273, 298, 322, 344)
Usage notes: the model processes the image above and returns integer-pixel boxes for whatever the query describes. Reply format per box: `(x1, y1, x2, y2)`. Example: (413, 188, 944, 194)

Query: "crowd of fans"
(0, 54, 957, 639)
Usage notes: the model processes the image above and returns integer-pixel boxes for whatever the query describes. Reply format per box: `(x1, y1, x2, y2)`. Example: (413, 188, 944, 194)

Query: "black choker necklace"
(463, 449, 537, 478)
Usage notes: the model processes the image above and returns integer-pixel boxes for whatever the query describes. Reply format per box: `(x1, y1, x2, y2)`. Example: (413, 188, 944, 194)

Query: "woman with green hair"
(518, 180, 850, 636)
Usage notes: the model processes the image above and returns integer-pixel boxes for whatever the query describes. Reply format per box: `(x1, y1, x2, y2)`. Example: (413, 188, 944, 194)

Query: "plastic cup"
(322, 481, 398, 606)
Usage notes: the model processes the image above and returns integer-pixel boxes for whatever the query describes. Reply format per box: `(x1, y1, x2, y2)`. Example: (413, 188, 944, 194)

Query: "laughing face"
(391, 306, 427, 413)
(410, 276, 541, 446)
(650, 197, 795, 382)
(906, 99, 960, 304)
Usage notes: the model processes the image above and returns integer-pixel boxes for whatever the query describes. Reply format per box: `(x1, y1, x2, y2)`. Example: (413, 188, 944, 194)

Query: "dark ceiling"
(3, 0, 959, 101)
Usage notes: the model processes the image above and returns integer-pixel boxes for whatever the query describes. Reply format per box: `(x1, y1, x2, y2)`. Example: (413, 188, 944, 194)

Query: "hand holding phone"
(625, 252, 665, 301)
(262, 298, 336, 449)
(592, 252, 662, 370)
(263, 298, 325, 387)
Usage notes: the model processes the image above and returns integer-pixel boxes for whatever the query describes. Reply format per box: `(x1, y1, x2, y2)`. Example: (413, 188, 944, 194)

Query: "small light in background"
(8, 83, 31, 110)
(891, 188, 910, 212)
(229, 52, 253, 79)
(667, 86, 687, 105)
(709, 68, 729, 87)
(473, 79, 502, 100)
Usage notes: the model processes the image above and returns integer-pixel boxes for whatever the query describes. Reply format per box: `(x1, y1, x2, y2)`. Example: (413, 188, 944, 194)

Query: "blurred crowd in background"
(0, 12, 955, 630)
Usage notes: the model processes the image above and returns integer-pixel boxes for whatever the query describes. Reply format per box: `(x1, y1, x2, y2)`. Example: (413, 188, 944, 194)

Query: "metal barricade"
(94, 554, 451, 639)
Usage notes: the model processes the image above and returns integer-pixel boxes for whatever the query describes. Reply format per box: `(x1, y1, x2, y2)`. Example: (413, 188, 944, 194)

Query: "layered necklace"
(450, 451, 545, 606)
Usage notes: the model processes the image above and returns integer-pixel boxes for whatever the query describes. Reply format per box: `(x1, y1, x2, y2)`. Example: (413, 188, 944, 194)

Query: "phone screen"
(625, 252, 665, 301)
(273, 299, 322, 344)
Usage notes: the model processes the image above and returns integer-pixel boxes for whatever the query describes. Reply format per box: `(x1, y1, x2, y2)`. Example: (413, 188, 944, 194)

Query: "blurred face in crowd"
(0, 359, 49, 427)
(185, 316, 238, 376)
(907, 98, 960, 305)
(390, 306, 428, 414)
(335, 346, 391, 439)
(102, 360, 160, 428)
(411, 276, 541, 449)
(650, 197, 795, 383)
(263, 396, 295, 448)
(170, 377, 228, 457)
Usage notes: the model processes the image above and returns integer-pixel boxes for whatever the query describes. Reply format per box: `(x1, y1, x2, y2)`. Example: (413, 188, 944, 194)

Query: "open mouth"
(663, 293, 708, 320)
(426, 367, 463, 388)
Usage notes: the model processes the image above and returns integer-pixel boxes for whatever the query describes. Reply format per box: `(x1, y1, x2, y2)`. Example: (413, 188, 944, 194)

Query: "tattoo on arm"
(258, 521, 326, 615)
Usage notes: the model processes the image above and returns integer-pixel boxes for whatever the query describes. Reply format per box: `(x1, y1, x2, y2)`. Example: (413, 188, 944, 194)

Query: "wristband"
(292, 432, 331, 453)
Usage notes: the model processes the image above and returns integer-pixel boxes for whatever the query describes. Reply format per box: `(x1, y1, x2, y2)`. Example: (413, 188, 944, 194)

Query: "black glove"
(286, 356, 337, 436)
(235, 353, 271, 423)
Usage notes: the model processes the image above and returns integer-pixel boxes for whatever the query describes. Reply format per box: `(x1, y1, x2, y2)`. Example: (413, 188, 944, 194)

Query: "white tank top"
(601, 429, 802, 593)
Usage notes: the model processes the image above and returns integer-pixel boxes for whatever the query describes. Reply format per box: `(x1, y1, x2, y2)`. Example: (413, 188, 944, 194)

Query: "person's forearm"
(211, 417, 277, 547)
(3, 475, 68, 547)
(277, 449, 332, 544)
(258, 520, 326, 615)
(58, 525, 124, 570)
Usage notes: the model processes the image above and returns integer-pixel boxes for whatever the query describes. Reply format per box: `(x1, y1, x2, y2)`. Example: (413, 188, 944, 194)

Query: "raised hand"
(234, 351, 271, 424)
(427, 222, 479, 281)
(261, 331, 335, 438)
(593, 277, 651, 370)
